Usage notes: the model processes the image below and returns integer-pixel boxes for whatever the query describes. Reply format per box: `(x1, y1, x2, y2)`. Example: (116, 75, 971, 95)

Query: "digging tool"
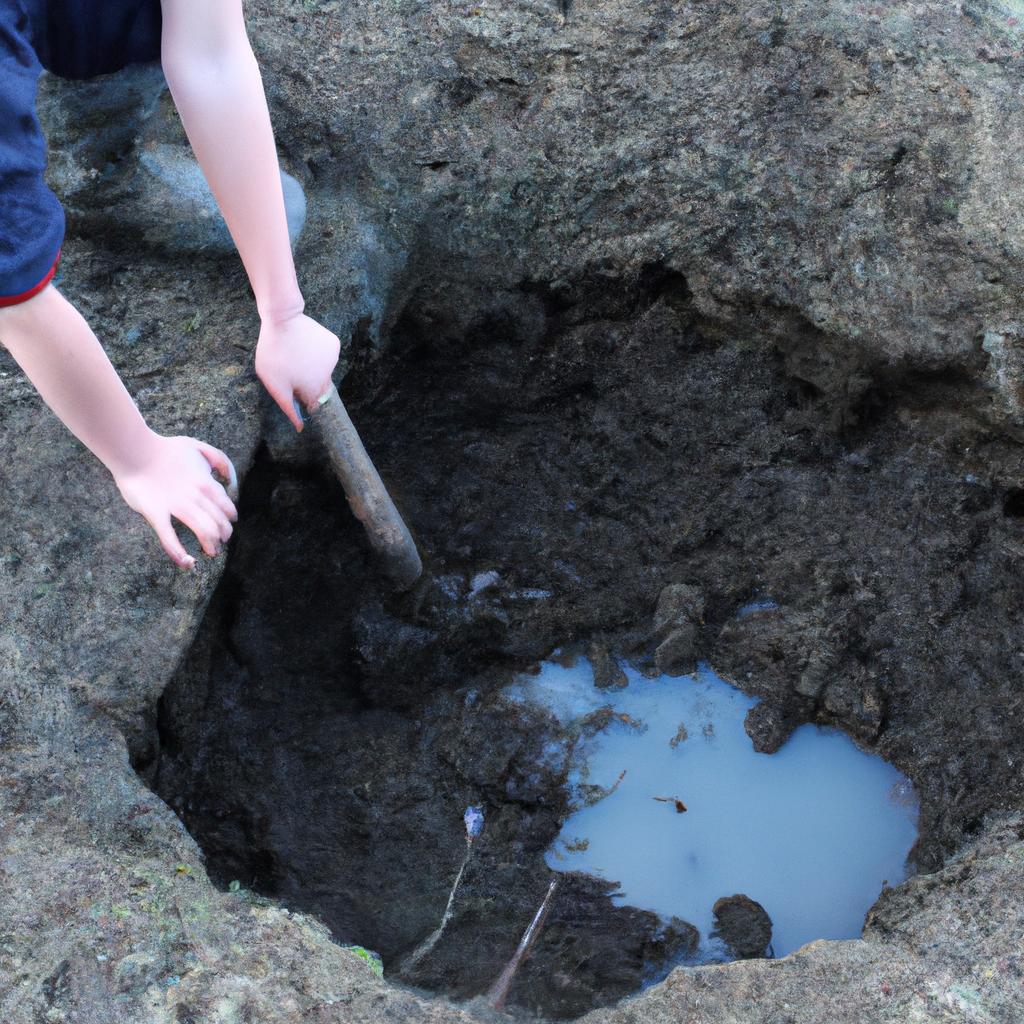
(304, 383, 423, 590)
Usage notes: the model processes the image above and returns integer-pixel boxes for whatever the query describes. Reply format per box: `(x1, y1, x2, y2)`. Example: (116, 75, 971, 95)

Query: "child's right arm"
(0, 283, 237, 569)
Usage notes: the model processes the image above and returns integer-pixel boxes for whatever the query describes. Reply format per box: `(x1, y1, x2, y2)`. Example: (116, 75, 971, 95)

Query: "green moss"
(344, 944, 384, 977)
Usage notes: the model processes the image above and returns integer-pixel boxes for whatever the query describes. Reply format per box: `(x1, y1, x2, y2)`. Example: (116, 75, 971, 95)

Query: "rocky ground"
(3, 0, 1024, 1021)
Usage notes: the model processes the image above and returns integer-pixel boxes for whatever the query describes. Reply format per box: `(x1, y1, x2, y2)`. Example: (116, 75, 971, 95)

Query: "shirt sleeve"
(29, 0, 163, 81)
(0, 1, 65, 308)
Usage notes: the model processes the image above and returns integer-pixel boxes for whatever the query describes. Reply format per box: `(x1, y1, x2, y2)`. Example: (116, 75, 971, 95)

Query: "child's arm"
(0, 285, 236, 569)
(159, 0, 340, 432)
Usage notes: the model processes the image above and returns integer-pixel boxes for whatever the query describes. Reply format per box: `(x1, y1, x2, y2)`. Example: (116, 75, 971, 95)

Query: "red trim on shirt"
(0, 248, 62, 308)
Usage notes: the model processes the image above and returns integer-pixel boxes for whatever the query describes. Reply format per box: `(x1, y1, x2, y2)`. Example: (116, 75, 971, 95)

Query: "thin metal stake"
(486, 878, 560, 1011)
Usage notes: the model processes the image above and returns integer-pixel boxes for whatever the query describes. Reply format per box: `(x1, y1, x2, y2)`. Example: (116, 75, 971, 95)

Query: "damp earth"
(135, 273, 1024, 1019)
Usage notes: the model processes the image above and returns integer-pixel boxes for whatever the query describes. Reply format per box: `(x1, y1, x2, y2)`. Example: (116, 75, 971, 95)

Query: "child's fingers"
(196, 441, 239, 500)
(292, 378, 335, 416)
(315, 378, 335, 407)
(151, 513, 196, 569)
(296, 381, 331, 414)
(195, 493, 233, 543)
(201, 478, 238, 522)
(175, 505, 222, 557)
(264, 381, 303, 432)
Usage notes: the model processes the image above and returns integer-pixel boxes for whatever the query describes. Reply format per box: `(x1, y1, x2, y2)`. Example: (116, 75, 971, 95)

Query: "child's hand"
(113, 433, 239, 569)
(254, 312, 341, 432)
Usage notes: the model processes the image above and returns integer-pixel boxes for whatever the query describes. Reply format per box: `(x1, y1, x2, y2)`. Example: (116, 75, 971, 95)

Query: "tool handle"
(310, 384, 423, 590)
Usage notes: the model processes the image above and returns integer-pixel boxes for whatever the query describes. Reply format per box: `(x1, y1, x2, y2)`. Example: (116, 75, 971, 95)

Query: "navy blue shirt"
(0, 0, 162, 306)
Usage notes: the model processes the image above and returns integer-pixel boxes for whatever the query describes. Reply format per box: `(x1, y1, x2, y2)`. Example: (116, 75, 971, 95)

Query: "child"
(0, 0, 340, 569)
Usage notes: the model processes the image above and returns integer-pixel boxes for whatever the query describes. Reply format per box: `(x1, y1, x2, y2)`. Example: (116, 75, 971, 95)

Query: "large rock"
(37, 64, 306, 255)
(133, 142, 306, 254)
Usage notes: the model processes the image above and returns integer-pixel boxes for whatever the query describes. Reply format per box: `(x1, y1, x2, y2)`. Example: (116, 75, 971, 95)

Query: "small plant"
(345, 945, 384, 977)
(402, 805, 485, 970)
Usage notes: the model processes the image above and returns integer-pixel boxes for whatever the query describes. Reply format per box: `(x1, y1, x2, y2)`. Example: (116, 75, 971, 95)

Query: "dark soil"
(139, 271, 1024, 1019)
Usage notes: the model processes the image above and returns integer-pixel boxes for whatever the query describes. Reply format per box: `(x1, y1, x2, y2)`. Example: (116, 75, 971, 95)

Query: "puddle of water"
(504, 656, 919, 961)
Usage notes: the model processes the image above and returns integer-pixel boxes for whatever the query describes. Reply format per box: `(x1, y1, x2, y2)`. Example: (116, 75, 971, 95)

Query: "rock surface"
(2, 1, 1024, 1022)
(36, 63, 306, 254)
(134, 142, 307, 254)
(711, 894, 774, 959)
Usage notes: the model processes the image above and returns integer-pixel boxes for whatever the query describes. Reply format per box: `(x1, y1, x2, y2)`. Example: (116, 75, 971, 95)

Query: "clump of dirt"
(711, 894, 774, 959)
(140, 270, 1024, 1018)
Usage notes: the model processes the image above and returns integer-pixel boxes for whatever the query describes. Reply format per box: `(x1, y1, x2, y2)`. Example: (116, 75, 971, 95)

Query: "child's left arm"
(159, 0, 339, 432)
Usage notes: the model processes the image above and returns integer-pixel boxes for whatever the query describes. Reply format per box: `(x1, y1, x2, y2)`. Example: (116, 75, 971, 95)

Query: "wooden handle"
(311, 384, 423, 590)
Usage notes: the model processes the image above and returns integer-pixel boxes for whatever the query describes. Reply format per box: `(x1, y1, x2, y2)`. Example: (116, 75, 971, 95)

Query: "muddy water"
(504, 655, 919, 959)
